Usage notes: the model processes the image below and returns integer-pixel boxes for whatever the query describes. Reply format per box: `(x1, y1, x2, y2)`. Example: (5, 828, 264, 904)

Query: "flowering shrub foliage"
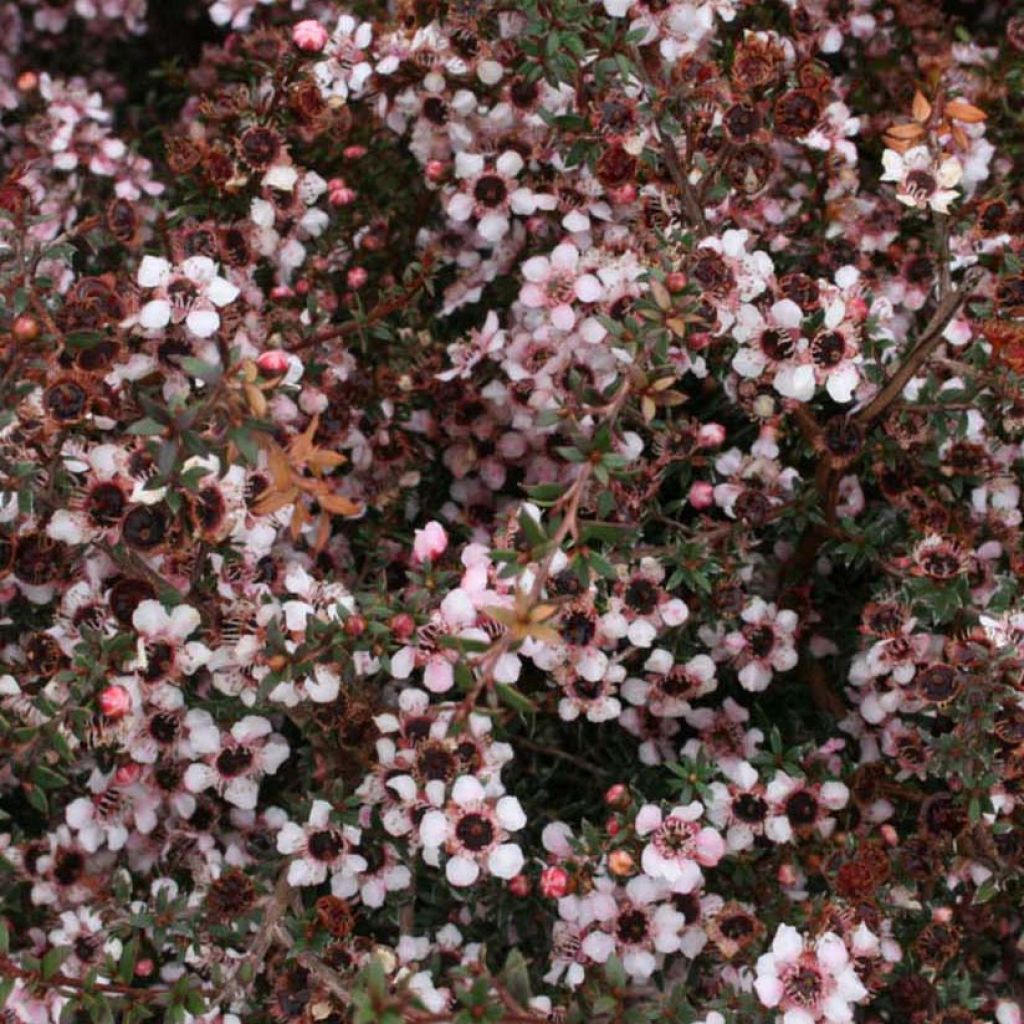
(1, 1, 1024, 1024)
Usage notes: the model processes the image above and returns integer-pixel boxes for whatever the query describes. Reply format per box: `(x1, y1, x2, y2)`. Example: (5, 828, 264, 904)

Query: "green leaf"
(500, 949, 532, 1007)
(495, 683, 537, 715)
(604, 955, 628, 989)
(179, 357, 222, 382)
(126, 417, 167, 436)
(42, 946, 71, 981)
(119, 936, 139, 985)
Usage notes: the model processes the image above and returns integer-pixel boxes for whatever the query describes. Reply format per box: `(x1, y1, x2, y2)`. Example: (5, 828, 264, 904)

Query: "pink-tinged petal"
(186, 308, 220, 338)
(302, 665, 337, 702)
(496, 795, 526, 831)
(816, 932, 849, 972)
(184, 763, 215, 793)
(519, 282, 547, 308)
(492, 652, 521, 683)
(783, 1009, 817, 1024)
(774, 363, 816, 402)
(139, 299, 171, 330)
(488, 843, 524, 878)
(521, 256, 550, 283)
(423, 658, 454, 693)
(574, 273, 603, 303)
(419, 810, 449, 847)
(496, 151, 523, 177)
(550, 242, 579, 272)
(65, 797, 94, 830)
(695, 827, 726, 865)
(551, 303, 576, 331)
(772, 923, 804, 963)
(754, 975, 784, 1008)
(224, 776, 259, 810)
(446, 192, 474, 221)
(452, 775, 485, 806)
(137, 255, 170, 288)
(232, 715, 272, 743)
(454, 152, 484, 179)
(670, 858, 703, 893)
(738, 660, 772, 692)
(820, 781, 850, 810)
(276, 822, 307, 854)
(634, 804, 663, 835)
(445, 855, 480, 887)
(168, 604, 201, 639)
(132, 599, 167, 635)
(287, 859, 315, 887)
(826, 364, 859, 403)
(581, 930, 615, 963)
(771, 298, 803, 329)
(206, 275, 239, 307)
(390, 646, 415, 679)
(309, 800, 332, 828)
(477, 212, 509, 242)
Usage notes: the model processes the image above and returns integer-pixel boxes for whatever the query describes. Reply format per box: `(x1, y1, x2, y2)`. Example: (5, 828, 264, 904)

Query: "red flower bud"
(256, 350, 290, 375)
(99, 684, 131, 719)
(539, 866, 570, 899)
(506, 874, 530, 897)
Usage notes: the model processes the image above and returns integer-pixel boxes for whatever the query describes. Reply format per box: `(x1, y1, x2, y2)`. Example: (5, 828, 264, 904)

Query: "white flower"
(880, 146, 962, 213)
(135, 254, 239, 338)
(418, 775, 525, 887)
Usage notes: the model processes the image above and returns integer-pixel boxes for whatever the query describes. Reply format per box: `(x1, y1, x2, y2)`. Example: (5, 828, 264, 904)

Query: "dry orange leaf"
(885, 122, 926, 140)
(912, 90, 932, 123)
(945, 99, 986, 123)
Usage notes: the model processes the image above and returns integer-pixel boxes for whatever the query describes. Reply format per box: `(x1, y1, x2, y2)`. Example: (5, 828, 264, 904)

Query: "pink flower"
(635, 802, 725, 890)
(754, 924, 868, 1024)
(292, 19, 328, 52)
(519, 242, 603, 330)
(413, 521, 449, 563)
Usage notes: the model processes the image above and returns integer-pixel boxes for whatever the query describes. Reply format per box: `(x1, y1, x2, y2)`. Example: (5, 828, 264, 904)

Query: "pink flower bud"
(604, 783, 629, 807)
(271, 285, 295, 301)
(134, 959, 155, 978)
(294, 279, 310, 296)
(606, 817, 620, 836)
(609, 184, 637, 204)
(256, 350, 290, 375)
(344, 146, 367, 160)
(330, 187, 356, 207)
(507, 874, 530, 897)
(688, 481, 715, 509)
(777, 863, 799, 886)
(697, 423, 727, 448)
(412, 521, 448, 564)
(880, 824, 898, 846)
(327, 178, 346, 191)
(666, 271, 687, 292)
(390, 613, 415, 641)
(346, 267, 368, 289)
(425, 160, 447, 183)
(114, 763, 142, 786)
(99, 685, 131, 719)
(539, 866, 570, 899)
(292, 19, 328, 52)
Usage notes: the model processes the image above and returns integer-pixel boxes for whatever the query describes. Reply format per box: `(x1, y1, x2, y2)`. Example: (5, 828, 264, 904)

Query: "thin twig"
(855, 265, 983, 426)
